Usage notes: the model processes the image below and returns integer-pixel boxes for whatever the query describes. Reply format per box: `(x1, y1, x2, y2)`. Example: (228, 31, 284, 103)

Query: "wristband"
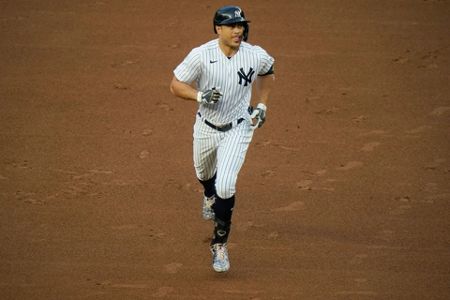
(197, 91, 203, 103)
(257, 103, 267, 111)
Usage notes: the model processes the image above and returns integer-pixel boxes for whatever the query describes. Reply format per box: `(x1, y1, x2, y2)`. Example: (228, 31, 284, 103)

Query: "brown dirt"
(1, 1, 449, 299)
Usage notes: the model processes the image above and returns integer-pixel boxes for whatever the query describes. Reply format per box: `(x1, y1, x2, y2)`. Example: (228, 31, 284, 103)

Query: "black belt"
(197, 112, 244, 132)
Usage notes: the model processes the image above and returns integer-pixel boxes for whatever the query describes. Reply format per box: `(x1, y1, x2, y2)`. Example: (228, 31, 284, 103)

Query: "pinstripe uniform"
(171, 5, 275, 273)
(174, 38, 274, 199)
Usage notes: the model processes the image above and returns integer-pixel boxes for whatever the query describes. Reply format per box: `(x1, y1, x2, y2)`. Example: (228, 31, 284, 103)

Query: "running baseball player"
(170, 5, 275, 272)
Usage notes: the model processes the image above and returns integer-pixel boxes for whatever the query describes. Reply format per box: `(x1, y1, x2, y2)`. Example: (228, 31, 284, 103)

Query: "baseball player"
(170, 5, 275, 272)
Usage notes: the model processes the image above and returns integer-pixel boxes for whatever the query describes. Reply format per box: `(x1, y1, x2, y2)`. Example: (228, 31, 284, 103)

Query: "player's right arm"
(171, 47, 222, 104)
(170, 76, 222, 104)
(171, 48, 201, 102)
(170, 76, 198, 101)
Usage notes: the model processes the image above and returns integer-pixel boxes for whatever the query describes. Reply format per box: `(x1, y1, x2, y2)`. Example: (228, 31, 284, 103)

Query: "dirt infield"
(1, 1, 449, 299)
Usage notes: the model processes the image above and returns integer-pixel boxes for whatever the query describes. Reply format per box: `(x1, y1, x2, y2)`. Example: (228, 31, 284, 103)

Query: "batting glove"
(251, 103, 267, 128)
(197, 87, 222, 104)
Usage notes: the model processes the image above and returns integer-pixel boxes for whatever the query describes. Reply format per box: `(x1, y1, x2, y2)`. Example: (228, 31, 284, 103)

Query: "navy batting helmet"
(213, 6, 250, 41)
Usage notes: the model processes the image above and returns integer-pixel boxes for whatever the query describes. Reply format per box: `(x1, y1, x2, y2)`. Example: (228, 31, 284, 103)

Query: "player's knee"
(215, 182, 235, 199)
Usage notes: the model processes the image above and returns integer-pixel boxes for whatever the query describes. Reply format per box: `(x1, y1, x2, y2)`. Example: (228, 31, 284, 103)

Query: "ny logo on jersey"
(237, 67, 255, 86)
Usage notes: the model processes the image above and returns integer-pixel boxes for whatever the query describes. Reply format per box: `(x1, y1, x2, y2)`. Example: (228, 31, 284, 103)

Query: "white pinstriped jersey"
(174, 39, 274, 125)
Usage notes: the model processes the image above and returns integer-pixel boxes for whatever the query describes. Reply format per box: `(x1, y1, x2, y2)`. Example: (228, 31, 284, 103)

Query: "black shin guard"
(211, 195, 235, 245)
(198, 174, 216, 198)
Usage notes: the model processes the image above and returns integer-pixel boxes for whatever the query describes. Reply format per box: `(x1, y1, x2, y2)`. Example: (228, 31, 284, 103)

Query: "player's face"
(217, 23, 245, 49)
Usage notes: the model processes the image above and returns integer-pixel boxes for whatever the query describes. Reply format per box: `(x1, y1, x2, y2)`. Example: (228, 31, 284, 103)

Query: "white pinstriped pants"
(193, 114, 254, 199)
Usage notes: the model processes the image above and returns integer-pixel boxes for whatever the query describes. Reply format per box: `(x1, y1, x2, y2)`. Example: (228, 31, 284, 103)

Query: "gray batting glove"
(197, 87, 222, 104)
(251, 103, 267, 128)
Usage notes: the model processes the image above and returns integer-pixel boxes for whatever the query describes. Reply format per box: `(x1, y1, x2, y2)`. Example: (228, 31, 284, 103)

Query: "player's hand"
(197, 87, 222, 104)
(251, 103, 267, 128)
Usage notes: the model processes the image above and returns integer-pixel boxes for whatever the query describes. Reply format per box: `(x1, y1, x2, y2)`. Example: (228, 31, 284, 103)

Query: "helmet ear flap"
(243, 23, 249, 41)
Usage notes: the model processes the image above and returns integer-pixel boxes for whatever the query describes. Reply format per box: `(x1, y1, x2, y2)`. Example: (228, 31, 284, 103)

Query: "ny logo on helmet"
(237, 67, 255, 86)
(234, 9, 242, 18)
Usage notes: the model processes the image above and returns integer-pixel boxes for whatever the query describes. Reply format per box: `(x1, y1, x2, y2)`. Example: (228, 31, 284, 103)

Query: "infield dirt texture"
(1, 1, 449, 299)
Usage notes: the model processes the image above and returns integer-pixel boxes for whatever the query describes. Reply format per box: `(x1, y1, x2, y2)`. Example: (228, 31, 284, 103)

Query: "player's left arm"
(255, 68, 275, 106)
(251, 65, 275, 128)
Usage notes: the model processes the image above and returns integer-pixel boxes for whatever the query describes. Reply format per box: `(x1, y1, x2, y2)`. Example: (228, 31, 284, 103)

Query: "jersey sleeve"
(255, 46, 275, 76)
(173, 48, 202, 84)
